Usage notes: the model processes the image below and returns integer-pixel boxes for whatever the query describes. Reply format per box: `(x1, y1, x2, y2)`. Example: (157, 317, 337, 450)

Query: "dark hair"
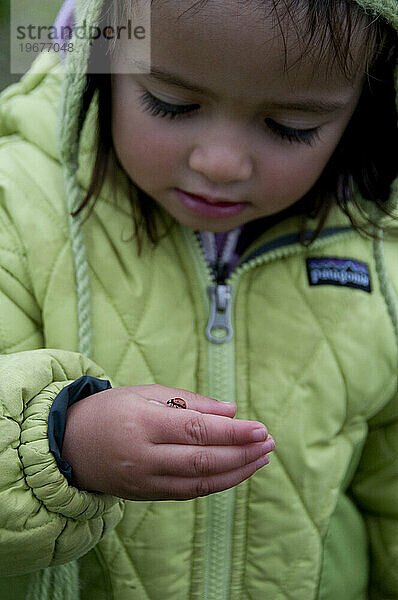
(75, 0, 398, 253)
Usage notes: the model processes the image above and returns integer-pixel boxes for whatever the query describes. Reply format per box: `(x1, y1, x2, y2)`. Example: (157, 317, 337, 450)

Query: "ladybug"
(166, 397, 187, 409)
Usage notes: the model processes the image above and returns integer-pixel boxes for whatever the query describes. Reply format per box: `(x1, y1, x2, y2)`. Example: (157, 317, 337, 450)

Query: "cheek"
(112, 105, 185, 183)
(260, 143, 338, 201)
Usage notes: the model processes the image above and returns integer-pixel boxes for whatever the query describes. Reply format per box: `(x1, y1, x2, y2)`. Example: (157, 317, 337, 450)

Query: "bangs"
(268, 0, 394, 79)
(107, 0, 394, 80)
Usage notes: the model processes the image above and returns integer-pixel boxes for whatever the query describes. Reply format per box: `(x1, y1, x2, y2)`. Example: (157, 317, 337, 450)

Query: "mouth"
(175, 189, 249, 219)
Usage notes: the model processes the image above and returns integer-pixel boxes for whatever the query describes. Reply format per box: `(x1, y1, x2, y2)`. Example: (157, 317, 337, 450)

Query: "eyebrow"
(268, 99, 348, 114)
(135, 62, 349, 114)
(136, 62, 213, 96)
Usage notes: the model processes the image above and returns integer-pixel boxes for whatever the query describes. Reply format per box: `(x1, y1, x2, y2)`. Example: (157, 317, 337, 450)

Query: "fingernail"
(256, 455, 270, 469)
(252, 428, 267, 442)
(262, 438, 275, 453)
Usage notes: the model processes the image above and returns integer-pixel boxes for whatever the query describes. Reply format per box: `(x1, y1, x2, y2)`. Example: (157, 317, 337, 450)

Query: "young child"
(0, 0, 397, 599)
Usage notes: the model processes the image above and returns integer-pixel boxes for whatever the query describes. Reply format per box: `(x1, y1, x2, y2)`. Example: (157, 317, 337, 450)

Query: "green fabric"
(0, 0, 397, 598)
(26, 563, 80, 600)
(353, 0, 398, 29)
(318, 494, 369, 600)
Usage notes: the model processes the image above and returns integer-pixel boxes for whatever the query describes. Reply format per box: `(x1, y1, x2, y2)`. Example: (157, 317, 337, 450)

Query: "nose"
(189, 131, 253, 184)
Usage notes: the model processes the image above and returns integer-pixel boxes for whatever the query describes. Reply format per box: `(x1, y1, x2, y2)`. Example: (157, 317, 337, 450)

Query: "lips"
(175, 189, 249, 219)
(183, 191, 242, 207)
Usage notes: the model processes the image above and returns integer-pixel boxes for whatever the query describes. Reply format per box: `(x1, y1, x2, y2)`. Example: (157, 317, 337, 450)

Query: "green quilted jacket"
(0, 29, 398, 600)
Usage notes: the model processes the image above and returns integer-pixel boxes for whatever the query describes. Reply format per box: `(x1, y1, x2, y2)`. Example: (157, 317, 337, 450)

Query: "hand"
(61, 384, 275, 501)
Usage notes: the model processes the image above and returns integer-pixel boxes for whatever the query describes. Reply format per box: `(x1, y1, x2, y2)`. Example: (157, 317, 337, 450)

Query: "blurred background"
(0, 0, 63, 92)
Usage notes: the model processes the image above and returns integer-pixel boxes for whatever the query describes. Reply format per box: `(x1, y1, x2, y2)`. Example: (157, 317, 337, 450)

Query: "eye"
(265, 119, 319, 146)
(139, 90, 200, 119)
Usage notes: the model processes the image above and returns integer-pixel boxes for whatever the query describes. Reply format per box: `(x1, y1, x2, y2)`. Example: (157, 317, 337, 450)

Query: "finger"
(150, 438, 276, 477)
(146, 455, 271, 500)
(133, 384, 237, 417)
(149, 407, 269, 446)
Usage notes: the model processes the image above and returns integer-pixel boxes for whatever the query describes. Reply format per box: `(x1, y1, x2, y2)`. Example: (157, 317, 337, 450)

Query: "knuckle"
(224, 424, 239, 445)
(192, 450, 213, 476)
(193, 478, 213, 498)
(184, 414, 208, 445)
(241, 445, 251, 465)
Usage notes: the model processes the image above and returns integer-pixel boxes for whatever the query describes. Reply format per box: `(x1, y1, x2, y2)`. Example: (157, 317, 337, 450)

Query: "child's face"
(112, 0, 364, 232)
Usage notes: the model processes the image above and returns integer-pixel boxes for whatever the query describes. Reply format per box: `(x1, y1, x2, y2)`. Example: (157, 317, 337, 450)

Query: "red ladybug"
(166, 397, 187, 409)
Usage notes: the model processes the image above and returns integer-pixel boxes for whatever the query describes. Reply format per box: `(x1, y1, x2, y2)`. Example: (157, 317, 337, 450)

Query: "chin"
(178, 215, 243, 232)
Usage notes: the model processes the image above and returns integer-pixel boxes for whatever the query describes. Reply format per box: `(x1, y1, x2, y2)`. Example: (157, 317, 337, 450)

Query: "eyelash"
(265, 119, 319, 146)
(138, 90, 320, 146)
(139, 90, 200, 119)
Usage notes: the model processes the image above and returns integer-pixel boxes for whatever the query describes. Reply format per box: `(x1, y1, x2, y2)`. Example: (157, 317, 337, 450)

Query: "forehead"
(147, 0, 364, 98)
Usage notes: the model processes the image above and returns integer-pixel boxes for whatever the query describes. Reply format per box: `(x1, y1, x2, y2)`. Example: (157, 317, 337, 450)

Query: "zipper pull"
(206, 284, 233, 343)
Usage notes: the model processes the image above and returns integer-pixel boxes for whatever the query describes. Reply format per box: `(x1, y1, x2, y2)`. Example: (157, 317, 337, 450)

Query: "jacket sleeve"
(0, 351, 124, 576)
(349, 390, 398, 599)
(0, 168, 124, 576)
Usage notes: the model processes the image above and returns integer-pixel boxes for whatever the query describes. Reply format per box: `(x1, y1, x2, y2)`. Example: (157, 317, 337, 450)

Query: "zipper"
(183, 224, 355, 600)
(206, 284, 233, 343)
(200, 229, 241, 344)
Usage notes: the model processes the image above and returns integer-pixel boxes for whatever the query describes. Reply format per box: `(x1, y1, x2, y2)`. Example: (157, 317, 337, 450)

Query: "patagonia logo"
(306, 258, 371, 293)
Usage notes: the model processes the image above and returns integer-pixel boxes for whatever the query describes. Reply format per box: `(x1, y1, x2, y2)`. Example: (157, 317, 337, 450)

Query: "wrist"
(61, 399, 93, 490)
(48, 376, 112, 488)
